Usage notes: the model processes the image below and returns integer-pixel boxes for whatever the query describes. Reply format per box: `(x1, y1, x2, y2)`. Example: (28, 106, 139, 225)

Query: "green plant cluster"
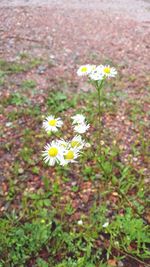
(0, 57, 150, 267)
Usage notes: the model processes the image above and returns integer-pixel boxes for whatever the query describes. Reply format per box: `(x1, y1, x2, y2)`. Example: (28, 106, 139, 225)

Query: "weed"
(6, 92, 29, 106)
(30, 58, 43, 68)
(0, 59, 26, 73)
(0, 57, 44, 75)
(21, 79, 36, 90)
(36, 258, 49, 267)
(47, 91, 77, 113)
(105, 208, 150, 259)
(65, 203, 75, 215)
(19, 51, 29, 60)
(0, 219, 52, 266)
(0, 71, 5, 86)
(19, 147, 34, 164)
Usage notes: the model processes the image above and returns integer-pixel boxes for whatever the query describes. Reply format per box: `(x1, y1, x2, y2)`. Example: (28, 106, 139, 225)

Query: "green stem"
(98, 87, 101, 148)
(97, 79, 104, 154)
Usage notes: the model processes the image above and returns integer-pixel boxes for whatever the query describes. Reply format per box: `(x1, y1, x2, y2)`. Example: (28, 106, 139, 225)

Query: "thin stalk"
(113, 246, 150, 267)
(96, 79, 104, 202)
(102, 233, 150, 267)
(97, 79, 104, 155)
(98, 87, 101, 148)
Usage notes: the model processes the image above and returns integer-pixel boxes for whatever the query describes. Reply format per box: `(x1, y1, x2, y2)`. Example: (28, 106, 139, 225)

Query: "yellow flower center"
(48, 147, 58, 157)
(48, 119, 57, 126)
(65, 150, 74, 160)
(71, 141, 80, 148)
(104, 67, 111, 74)
(81, 66, 87, 73)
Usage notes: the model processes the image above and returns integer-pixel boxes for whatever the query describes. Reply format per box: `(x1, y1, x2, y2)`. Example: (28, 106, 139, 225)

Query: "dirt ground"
(0, 0, 150, 69)
(0, 0, 150, 22)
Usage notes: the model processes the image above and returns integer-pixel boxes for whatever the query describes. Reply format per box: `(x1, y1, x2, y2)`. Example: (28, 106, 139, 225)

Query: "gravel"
(0, 0, 149, 74)
(0, 0, 150, 22)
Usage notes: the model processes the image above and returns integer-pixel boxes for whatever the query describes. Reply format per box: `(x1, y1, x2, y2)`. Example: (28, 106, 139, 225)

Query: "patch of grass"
(0, 57, 44, 75)
(19, 51, 29, 60)
(8, 92, 29, 106)
(1, 142, 149, 266)
(21, 79, 37, 90)
(1, 92, 32, 108)
(0, 217, 53, 266)
(0, 59, 9, 69)
(36, 258, 49, 267)
(6, 109, 24, 121)
(65, 203, 75, 215)
(82, 165, 95, 181)
(19, 147, 34, 164)
(47, 91, 77, 113)
(127, 100, 145, 122)
(0, 70, 6, 86)
(0, 59, 27, 73)
(4, 105, 41, 124)
(0, 74, 149, 267)
(105, 208, 150, 259)
(30, 58, 43, 68)
(25, 104, 41, 116)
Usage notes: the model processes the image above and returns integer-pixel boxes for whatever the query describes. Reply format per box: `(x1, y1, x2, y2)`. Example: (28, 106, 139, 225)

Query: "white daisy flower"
(77, 64, 96, 76)
(70, 135, 85, 149)
(43, 115, 63, 133)
(71, 114, 85, 125)
(62, 147, 81, 165)
(97, 65, 117, 78)
(42, 141, 64, 166)
(74, 123, 90, 134)
(89, 67, 104, 81)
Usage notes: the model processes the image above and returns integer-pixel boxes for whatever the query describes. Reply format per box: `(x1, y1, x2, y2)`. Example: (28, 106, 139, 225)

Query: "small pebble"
(71, 181, 77, 186)
(18, 168, 24, 174)
(6, 122, 12, 127)
(118, 260, 124, 267)
(77, 220, 83, 226)
(37, 65, 46, 74)
(103, 222, 109, 228)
